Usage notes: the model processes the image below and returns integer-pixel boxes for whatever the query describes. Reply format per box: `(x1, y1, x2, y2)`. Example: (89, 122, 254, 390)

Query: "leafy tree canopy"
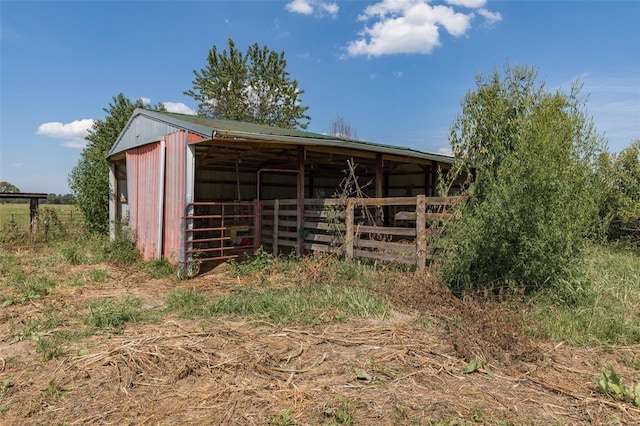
(0, 181, 20, 193)
(69, 94, 163, 234)
(185, 38, 310, 129)
(442, 64, 606, 294)
(598, 140, 640, 243)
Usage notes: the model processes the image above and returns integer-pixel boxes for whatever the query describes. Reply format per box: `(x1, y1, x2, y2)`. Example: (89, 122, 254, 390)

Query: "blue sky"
(1, 0, 638, 194)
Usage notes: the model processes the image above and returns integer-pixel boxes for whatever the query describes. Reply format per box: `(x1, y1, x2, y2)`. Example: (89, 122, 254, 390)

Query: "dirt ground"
(1, 251, 639, 425)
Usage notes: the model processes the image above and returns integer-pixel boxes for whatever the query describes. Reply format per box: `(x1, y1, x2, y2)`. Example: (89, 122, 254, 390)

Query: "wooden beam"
(416, 194, 426, 270)
(297, 145, 305, 256)
(345, 199, 355, 260)
(431, 163, 438, 196)
(375, 153, 383, 199)
(305, 144, 377, 159)
(382, 153, 433, 165)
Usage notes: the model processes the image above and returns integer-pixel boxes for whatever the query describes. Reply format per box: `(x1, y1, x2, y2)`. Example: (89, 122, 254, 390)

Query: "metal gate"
(183, 201, 257, 273)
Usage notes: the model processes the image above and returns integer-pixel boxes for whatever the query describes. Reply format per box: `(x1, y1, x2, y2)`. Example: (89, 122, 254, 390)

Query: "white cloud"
(445, 0, 486, 8)
(285, 0, 339, 18)
(37, 119, 94, 139)
(37, 118, 94, 149)
(477, 8, 502, 25)
(320, 2, 339, 17)
(348, 1, 472, 56)
(393, 71, 404, 78)
(139, 97, 151, 105)
(437, 147, 453, 156)
(163, 102, 196, 115)
(286, 0, 313, 15)
(347, 0, 500, 57)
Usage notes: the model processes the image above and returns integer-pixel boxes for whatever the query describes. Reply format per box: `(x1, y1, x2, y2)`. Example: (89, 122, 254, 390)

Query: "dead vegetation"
(1, 244, 639, 425)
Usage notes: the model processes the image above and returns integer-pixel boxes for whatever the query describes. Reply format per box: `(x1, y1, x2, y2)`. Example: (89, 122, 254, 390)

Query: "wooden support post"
(273, 199, 279, 256)
(29, 197, 38, 234)
(431, 162, 439, 196)
(297, 146, 305, 257)
(416, 194, 426, 270)
(254, 199, 261, 250)
(345, 199, 355, 260)
(375, 153, 383, 199)
(375, 153, 384, 226)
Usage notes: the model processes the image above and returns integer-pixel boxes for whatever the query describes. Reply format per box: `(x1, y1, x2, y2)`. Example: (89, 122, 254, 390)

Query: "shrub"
(598, 140, 640, 245)
(442, 64, 605, 293)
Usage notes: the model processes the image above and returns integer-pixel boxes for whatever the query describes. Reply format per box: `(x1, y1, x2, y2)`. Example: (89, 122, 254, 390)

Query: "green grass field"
(0, 204, 82, 235)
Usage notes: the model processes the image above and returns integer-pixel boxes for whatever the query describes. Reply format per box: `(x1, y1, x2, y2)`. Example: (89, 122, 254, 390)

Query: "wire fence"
(0, 204, 84, 241)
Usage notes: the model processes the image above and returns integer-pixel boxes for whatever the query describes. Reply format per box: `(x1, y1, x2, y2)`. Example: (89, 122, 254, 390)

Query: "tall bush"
(442, 64, 606, 293)
(599, 140, 640, 244)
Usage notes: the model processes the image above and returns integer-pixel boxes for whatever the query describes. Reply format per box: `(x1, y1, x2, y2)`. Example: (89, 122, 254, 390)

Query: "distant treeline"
(1, 194, 76, 204)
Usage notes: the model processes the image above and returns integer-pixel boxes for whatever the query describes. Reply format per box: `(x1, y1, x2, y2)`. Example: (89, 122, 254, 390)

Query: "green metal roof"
(160, 111, 335, 140)
(108, 109, 454, 164)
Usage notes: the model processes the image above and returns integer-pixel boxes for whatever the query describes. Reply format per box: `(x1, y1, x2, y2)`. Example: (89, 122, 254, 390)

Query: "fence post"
(273, 199, 279, 256)
(254, 199, 261, 250)
(29, 197, 39, 234)
(416, 194, 426, 271)
(345, 199, 355, 260)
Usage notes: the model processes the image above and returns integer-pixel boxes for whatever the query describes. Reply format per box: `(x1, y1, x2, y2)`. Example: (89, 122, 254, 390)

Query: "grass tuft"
(165, 284, 390, 325)
(84, 297, 145, 330)
(532, 244, 640, 346)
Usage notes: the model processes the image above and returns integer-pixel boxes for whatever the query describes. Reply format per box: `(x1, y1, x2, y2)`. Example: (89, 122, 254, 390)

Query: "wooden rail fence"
(259, 195, 465, 270)
(182, 196, 464, 272)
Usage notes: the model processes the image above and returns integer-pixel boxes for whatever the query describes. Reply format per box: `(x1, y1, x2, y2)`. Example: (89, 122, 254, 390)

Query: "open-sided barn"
(107, 109, 461, 272)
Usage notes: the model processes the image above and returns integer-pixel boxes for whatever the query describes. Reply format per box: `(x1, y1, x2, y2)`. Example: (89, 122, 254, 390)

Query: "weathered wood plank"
(303, 221, 344, 231)
(356, 225, 416, 237)
(273, 199, 279, 256)
(303, 233, 334, 243)
(345, 200, 354, 259)
(425, 213, 450, 221)
(275, 219, 298, 228)
(278, 240, 298, 248)
(355, 239, 415, 252)
(277, 231, 298, 239)
(394, 211, 416, 221)
(353, 249, 416, 264)
(303, 243, 341, 254)
(304, 210, 346, 219)
(416, 194, 427, 271)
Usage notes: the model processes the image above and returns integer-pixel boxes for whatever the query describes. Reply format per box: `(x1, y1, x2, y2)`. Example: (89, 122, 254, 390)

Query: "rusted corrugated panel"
(163, 131, 186, 263)
(126, 142, 161, 261)
(187, 131, 205, 143)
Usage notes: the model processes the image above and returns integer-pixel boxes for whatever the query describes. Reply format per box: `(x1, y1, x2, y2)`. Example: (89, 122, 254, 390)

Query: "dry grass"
(0, 243, 639, 425)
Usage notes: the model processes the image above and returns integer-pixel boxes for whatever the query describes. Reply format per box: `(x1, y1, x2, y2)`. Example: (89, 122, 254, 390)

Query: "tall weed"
(533, 244, 640, 345)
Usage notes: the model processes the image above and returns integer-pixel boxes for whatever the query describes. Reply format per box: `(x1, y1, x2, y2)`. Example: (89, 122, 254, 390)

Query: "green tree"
(0, 181, 20, 204)
(185, 38, 310, 129)
(599, 140, 640, 243)
(442, 64, 606, 294)
(0, 181, 20, 193)
(69, 94, 162, 234)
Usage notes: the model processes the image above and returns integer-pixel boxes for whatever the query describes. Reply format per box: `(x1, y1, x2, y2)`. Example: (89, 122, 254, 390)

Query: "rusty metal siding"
(126, 142, 161, 261)
(187, 131, 205, 143)
(163, 131, 187, 263)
